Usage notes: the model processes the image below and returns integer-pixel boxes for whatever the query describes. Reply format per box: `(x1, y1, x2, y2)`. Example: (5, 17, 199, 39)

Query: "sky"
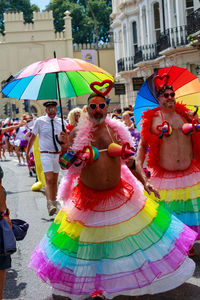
(30, 0, 50, 11)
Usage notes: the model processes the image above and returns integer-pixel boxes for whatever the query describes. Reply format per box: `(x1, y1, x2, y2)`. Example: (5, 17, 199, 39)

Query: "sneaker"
(47, 200, 57, 216)
(29, 171, 33, 177)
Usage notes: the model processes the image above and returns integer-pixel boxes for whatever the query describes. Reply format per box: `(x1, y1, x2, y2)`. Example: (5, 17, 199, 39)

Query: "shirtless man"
(29, 90, 197, 300)
(137, 84, 200, 255)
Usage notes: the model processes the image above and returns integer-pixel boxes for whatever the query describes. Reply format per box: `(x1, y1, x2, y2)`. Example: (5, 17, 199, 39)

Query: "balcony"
(134, 43, 159, 64)
(187, 8, 200, 35)
(117, 56, 136, 72)
(117, 25, 189, 73)
(158, 25, 188, 51)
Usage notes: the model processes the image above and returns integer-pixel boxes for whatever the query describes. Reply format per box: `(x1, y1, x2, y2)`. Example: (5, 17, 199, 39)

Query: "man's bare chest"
(91, 127, 117, 150)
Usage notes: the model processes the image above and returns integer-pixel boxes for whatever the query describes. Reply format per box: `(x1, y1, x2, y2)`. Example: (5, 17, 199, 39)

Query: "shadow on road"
(42, 282, 200, 300)
(3, 268, 26, 299)
(41, 217, 55, 222)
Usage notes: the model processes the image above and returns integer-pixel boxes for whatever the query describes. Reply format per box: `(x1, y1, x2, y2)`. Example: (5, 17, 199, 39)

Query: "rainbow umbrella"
(134, 66, 200, 131)
(1, 56, 114, 130)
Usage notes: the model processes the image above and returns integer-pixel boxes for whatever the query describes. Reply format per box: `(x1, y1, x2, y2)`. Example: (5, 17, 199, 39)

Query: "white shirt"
(32, 115, 62, 152)
(15, 126, 27, 140)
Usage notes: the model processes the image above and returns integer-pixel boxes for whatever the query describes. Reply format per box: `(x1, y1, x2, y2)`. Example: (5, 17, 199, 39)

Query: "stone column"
(64, 11, 73, 57)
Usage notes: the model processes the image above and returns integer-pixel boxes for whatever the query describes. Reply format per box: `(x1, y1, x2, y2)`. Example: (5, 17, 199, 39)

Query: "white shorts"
(40, 153, 60, 173)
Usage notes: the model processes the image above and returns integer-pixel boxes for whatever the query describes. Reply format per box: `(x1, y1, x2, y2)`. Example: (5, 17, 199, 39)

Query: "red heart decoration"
(156, 121, 170, 133)
(121, 143, 135, 160)
(153, 74, 169, 91)
(90, 80, 113, 97)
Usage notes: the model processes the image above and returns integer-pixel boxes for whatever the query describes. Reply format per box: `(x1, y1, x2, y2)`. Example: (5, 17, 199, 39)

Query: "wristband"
(130, 159, 136, 170)
(0, 208, 10, 218)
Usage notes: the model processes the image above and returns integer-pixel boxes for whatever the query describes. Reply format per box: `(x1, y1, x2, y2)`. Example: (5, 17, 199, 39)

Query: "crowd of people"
(1, 76, 200, 300)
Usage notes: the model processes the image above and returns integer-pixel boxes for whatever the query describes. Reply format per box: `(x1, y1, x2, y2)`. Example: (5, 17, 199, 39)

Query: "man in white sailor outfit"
(26, 101, 62, 216)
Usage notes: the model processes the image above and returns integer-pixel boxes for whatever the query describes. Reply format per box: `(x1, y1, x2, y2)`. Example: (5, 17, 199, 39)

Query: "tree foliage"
(46, 0, 112, 44)
(0, 0, 39, 35)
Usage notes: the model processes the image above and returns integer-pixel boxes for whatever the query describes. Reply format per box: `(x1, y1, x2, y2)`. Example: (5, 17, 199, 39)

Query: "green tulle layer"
(46, 204, 171, 260)
(157, 197, 200, 213)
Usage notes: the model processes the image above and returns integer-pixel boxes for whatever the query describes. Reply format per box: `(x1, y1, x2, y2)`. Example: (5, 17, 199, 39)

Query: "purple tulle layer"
(190, 225, 200, 239)
(29, 226, 195, 295)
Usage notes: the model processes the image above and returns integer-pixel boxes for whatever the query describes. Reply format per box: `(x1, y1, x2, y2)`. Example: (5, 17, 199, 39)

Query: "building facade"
(0, 10, 118, 119)
(111, 0, 200, 108)
(0, 10, 73, 119)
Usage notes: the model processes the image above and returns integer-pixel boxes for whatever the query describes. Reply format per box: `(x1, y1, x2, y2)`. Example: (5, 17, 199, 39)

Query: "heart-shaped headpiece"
(90, 79, 113, 97)
(153, 73, 169, 91)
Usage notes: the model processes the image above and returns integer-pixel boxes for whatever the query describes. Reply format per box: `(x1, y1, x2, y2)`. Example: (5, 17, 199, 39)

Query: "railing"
(134, 43, 159, 64)
(117, 25, 189, 72)
(117, 56, 135, 72)
(187, 8, 200, 35)
(158, 25, 188, 51)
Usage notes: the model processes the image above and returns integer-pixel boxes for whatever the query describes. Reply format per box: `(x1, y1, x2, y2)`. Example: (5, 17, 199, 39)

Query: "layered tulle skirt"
(29, 166, 197, 299)
(149, 160, 200, 239)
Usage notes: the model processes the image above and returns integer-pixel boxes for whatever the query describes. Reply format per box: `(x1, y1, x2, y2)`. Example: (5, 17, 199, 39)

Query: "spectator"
(26, 101, 62, 216)
(66, 107, 81, 133)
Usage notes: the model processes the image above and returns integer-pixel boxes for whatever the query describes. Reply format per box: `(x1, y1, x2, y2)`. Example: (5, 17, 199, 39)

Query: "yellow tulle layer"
(149, 183, 200, 202)
(54, 198, 159, 242)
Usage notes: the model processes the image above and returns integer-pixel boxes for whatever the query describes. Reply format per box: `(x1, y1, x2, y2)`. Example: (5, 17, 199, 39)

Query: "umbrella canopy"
(134, 66, 200, 131)
(1, 57, 114, 100)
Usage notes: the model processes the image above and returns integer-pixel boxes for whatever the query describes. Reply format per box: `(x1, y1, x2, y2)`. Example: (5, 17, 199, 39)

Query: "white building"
(111, 0, 200, 108)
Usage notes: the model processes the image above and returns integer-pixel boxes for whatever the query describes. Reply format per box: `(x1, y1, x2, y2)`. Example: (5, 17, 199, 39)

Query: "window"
(142, 7, 148, 43)
(153, 2, 161, 42)
(30, 105, 38, 114)
(172, 0, 177, 27)
(185, 0, 194, 16)
(123, 25, 128, 57)
(132, 21, 138, 53)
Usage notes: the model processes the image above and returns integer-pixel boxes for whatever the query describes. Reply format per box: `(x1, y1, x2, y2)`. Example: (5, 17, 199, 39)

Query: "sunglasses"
(89, 103, 106, 110)
(162, 92, 175, 98)
(46, 107, 57, 112)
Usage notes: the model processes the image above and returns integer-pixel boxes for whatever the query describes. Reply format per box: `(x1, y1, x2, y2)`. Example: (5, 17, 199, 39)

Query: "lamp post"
(85, 0, 100, 67)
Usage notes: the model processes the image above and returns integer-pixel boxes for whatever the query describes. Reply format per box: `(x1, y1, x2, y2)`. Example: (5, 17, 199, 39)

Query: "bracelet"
(0, 208, 10, 218)
(130, 159, 136, 170)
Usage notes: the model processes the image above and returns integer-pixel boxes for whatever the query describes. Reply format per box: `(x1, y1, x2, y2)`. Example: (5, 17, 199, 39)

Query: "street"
(1, 155, 200, 300)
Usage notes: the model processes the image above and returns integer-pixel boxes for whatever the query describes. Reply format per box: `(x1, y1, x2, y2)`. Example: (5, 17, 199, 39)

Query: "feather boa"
(141, 102, 200, 171)
(58, 114, 136, 203)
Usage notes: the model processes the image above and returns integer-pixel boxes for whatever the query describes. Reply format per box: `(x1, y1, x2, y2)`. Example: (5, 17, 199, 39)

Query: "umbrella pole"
(54, 51, 65, 132)
(55, 72, 65, 132)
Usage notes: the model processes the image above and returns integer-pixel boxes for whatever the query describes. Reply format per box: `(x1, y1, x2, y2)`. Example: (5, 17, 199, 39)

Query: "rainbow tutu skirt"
(149, 160, 200, 239)
(29, 166, 197, 299)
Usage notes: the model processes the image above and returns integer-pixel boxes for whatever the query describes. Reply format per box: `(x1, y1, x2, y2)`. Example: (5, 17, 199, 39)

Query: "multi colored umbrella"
(134, 66, 200, 131)
(1, 56, 114, 130)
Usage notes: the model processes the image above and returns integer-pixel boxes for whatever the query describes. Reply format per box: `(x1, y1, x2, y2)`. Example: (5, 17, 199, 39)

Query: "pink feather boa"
(57, 114, 136, 203)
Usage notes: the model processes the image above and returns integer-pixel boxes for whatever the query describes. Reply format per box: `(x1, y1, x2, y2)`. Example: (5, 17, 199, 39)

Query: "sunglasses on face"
(47, 107, 57, 112)
(162, 92, 175, 99)
(89, 103, 106, 110)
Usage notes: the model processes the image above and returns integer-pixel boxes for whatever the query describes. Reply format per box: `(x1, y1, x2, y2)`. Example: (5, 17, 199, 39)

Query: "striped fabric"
(29, 166, 197, 299)
(149, 160, 200, 239)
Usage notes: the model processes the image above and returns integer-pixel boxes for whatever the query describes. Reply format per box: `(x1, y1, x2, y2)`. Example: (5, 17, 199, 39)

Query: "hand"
(3, 215, 12, 228)
(59, 131, 69, 145)
(144, 181, 160, 199)
(19, 120, 27, 127)
(187, 110, 199, 122)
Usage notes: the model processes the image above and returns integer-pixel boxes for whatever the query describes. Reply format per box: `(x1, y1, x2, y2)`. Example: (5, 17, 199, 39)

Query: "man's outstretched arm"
(127, 137, 160, 198)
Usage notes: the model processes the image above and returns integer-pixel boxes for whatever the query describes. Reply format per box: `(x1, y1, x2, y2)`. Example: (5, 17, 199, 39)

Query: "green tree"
(0, 0, 39, 35)
(46, 0, 112, 44)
